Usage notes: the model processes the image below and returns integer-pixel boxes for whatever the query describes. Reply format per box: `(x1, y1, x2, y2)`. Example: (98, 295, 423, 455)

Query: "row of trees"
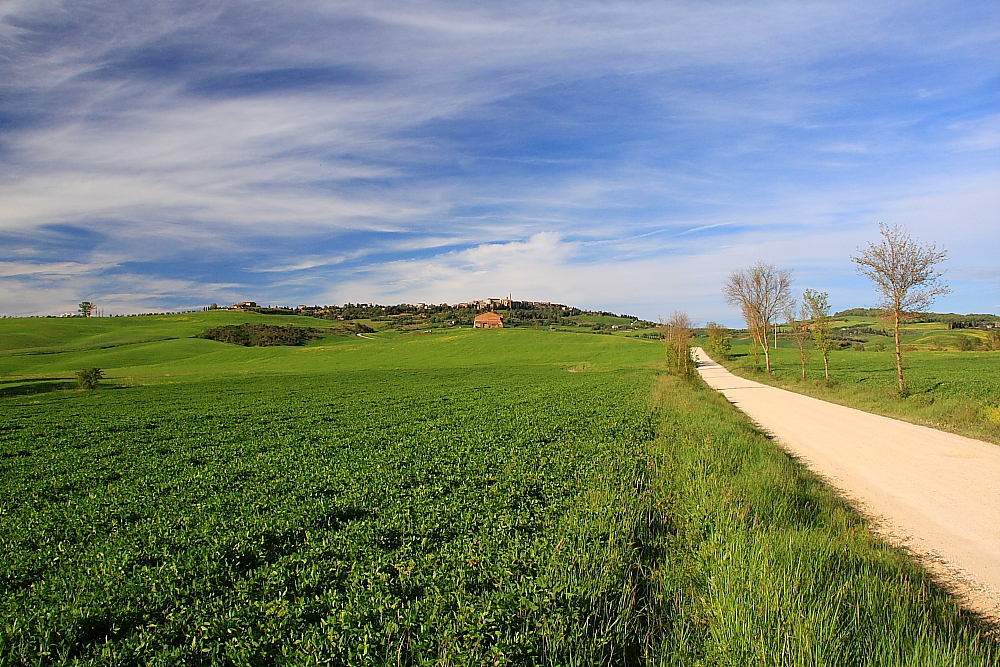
(722, 224, 949, 392)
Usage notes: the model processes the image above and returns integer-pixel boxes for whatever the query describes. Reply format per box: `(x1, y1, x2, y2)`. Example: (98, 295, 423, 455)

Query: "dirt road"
(693, 348, 1000, 618)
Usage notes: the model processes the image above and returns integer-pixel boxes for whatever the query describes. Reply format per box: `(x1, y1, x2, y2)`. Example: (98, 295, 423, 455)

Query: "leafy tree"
(76, 367, 103, 389)
(783, 301, 811, 381)
(803, 289, 833, 380)
(704, 321, 731, 360)
(852, 224, 949, 393)
(78, 301, 95, 317)
(723, 262, 793, 374)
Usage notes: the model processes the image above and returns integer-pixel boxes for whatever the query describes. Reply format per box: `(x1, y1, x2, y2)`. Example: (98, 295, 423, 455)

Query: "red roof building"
(473, 311, 504, 329)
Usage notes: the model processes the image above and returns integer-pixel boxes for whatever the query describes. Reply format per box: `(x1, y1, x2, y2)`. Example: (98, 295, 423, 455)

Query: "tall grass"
(634, 373, 997, 665)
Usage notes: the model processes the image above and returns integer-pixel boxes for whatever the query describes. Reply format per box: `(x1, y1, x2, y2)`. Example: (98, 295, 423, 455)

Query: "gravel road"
(693, 347, 1000, 618)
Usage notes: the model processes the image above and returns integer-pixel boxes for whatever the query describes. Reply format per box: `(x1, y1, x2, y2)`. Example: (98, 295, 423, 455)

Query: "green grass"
(0, 311, 339, 355)
(717, 338, 1000, 445)
(0, 314, 663, 394)
(645, 373, 997, 665)
(1, 315, 997, 664)
(814, 316, 995, 350)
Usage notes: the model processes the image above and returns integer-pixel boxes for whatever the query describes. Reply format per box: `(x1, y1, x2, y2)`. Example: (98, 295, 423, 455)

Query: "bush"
(199, 323, 320, 346)
(76, 367, 104, 390)
(957, 335, 975, 352)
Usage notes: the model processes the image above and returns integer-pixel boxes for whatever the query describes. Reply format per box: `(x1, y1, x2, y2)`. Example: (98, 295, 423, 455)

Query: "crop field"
(715, 319, 1000, 444)
(2, 314, 998, 665)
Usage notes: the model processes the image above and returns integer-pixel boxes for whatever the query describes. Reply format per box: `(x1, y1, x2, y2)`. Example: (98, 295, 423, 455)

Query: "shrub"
(199, 323, 320, 346)
(76, 367, 104, 390)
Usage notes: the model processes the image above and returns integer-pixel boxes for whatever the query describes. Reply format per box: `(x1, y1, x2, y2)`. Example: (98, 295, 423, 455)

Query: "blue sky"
(1, 0, 997, 323)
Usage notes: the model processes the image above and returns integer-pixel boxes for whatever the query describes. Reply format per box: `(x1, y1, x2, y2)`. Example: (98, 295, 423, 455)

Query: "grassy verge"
(713, 343, 1000, 446)
(642, 373, 997, 664)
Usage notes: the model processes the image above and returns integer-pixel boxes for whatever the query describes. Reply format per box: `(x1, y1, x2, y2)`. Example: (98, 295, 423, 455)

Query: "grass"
(713, 332, 1000, 445)
(1, 314, 997, 664)
(645, 373, 997, 664)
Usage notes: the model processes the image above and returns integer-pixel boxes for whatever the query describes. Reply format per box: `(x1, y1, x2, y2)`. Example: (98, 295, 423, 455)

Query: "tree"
(723, 262, 793, 374)
(705, 321, 731, 360)
(78, 301, 95, 317)
(802, 289, 833, 380)
(990, 329, 1000, 352)
(783, 300, 811, 381)
(76, 367, 103, 389)
(852, 223, 949, 393)
(660, 311, 693, 375)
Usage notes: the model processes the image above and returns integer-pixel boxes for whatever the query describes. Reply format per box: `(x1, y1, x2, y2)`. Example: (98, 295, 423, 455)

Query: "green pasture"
(0, 314, 662, 395)
(819, 315, 995, 349)
(1, 314, 997, 664)
(0, 310, 338, 355)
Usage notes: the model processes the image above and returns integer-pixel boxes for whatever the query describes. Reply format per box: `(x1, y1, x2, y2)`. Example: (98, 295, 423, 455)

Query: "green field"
(713, 318, 1000, 444)
(2, 315, 997, 664)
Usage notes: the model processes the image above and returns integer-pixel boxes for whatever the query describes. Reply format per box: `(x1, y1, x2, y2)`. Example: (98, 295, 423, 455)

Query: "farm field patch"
(2, 363, 664, 664)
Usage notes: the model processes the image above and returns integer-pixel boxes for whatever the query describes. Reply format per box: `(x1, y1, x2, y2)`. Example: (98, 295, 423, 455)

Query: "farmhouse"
(474, 311, 504, 329)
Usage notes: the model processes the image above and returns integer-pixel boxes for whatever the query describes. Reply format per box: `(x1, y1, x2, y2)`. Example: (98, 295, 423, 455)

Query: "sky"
(1, 0, 997, 324)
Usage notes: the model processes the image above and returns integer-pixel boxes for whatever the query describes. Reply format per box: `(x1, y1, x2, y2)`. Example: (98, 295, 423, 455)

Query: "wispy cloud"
(1, 0, 997, 317)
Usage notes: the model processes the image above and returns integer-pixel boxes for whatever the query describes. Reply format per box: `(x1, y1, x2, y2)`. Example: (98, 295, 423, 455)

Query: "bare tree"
(802, 289, 832, 380)
(852, 223, 949, 392)
(723, 262, 793, 374)
(783, 300, 811, 381)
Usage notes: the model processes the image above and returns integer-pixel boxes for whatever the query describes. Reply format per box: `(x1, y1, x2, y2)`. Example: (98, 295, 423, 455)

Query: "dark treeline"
(199, 323, 321, 347)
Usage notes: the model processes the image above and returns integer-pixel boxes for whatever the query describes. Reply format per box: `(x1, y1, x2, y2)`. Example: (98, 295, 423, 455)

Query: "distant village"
(224, 296, 557, 312)
(212, 298, 651, 331)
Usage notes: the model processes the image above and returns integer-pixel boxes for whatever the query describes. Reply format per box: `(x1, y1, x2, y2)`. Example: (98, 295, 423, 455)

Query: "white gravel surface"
(693, 347, 1000, 618)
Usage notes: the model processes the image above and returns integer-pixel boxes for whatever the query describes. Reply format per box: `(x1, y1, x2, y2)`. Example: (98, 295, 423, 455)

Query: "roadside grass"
(2, 314, 998, 663)
(646, 373, 997, 664)
(716, 340, 1000, 445)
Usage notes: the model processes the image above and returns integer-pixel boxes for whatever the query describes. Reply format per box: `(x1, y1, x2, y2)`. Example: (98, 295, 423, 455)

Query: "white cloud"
(1, 0, 998, 317)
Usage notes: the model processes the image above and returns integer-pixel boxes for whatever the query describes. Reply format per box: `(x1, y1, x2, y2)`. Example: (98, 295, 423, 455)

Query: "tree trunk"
(762, 323, 771, 374)
(823, 352, 829, 380)
(894, 309, 905, 392)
